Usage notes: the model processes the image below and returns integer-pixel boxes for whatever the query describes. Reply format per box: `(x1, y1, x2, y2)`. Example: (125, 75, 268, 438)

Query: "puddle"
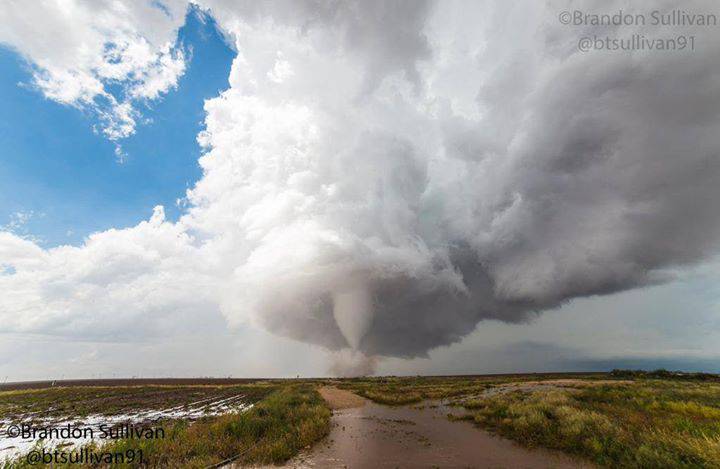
(285, 400, 592, 468)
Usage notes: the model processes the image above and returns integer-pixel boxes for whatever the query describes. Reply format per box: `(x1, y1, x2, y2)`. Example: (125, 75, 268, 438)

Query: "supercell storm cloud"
(2, 0, 720, 369)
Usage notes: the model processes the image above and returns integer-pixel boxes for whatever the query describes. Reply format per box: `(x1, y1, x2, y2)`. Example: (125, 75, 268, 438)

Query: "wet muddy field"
(0, 384, 267, 460)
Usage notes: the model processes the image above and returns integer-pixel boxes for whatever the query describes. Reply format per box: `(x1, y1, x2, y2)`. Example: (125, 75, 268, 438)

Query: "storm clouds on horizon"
(1, 0, 720, 377)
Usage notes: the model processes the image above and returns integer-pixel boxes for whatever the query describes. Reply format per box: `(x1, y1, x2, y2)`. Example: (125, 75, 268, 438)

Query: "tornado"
(332, 283, 374, 350)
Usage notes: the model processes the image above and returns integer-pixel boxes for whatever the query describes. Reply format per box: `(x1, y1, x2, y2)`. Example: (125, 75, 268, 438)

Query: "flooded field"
(0, 382, 269, 461)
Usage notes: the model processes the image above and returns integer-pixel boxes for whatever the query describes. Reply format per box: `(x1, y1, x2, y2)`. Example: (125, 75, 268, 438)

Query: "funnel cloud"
(1, 0, 720, 374)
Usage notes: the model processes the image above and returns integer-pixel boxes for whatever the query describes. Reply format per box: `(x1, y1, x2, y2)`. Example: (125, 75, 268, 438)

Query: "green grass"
(5, 384, 331, 468)
(456, 381, 720, 468)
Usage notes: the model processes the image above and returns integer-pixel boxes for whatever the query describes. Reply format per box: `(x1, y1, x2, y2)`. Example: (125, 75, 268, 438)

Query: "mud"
(318, 387, 366, 410)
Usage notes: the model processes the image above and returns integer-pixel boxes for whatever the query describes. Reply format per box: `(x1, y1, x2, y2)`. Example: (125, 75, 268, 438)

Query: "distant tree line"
(610, 368, 720, 381)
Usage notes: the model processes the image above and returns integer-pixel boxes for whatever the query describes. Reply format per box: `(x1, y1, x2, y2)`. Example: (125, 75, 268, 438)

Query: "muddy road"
(285, 387, 590, 468)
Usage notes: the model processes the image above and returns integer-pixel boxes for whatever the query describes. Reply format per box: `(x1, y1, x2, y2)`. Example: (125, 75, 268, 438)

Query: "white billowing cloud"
(0, 0, 189, 140)
(0, 207, 221, 339)
(3, 0, 720, 375)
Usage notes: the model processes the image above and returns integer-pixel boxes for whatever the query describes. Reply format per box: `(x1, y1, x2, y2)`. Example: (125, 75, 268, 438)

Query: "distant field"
(0, 383, 271, 421)
(2, 372, 720, 468)
(0, 378, 263, 392)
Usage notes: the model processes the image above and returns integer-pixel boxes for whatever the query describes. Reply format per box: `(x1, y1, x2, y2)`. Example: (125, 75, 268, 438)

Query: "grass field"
(453, 379, 720, 467)
(342, 371, 720, 468)
(3, 371, 720, 467)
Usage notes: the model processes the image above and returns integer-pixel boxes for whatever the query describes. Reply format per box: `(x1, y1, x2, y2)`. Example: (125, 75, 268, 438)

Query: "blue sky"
(0, 8, 232, 247)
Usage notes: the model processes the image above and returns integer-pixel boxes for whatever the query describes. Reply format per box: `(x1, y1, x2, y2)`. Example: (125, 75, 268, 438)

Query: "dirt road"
(285, 387, 591, 468)
(317, 386, 366, 409)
